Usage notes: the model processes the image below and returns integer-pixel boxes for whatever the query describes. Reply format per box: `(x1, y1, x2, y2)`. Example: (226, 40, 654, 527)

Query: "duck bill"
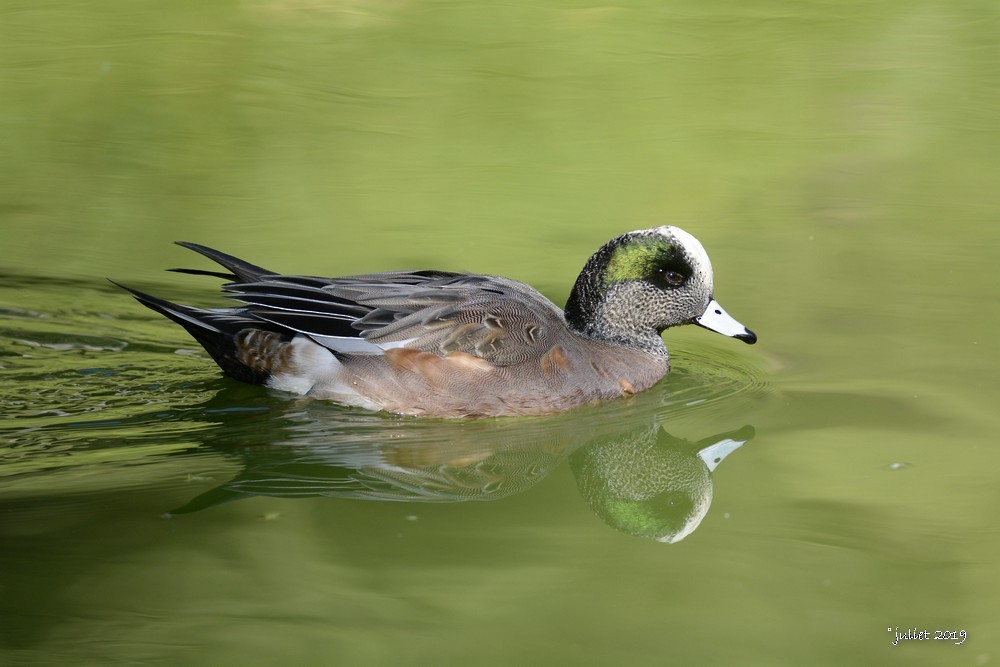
(695, 299, 757, 344)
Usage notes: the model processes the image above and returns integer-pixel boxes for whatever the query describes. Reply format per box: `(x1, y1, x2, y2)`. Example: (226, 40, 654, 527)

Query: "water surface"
(2, 1, 999, 665)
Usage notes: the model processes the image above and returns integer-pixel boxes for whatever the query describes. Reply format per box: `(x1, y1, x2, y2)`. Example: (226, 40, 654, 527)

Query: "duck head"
(564, 226, 757, 354)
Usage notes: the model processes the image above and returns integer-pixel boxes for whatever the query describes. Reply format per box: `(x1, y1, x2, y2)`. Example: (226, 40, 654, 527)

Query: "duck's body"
(118, 227, 755, 418)
(285, 323, 670, 418)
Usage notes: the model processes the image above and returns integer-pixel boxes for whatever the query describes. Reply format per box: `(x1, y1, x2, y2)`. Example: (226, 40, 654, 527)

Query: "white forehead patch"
(661, 226, 711, 271)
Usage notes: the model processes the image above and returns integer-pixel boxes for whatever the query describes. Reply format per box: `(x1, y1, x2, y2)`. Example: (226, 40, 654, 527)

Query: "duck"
(116, 226, 756, 418)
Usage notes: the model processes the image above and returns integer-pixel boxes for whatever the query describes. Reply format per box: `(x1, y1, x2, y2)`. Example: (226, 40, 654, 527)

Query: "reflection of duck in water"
(172, 398, 752, 542)
(571, 424, 752, 543)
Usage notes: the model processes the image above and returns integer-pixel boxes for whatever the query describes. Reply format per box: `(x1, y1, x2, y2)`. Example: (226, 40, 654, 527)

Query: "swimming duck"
(117, 227, 755, 418)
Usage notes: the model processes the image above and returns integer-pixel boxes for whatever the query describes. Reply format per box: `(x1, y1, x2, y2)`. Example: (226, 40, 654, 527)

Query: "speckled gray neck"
(567, 281, 670, 356)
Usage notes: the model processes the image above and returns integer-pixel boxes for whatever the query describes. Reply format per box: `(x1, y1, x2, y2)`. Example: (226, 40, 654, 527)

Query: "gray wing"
(223, 270, 568, 366)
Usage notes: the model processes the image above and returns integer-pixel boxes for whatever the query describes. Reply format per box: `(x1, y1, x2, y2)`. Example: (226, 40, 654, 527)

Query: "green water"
(2, 1, 999, 664)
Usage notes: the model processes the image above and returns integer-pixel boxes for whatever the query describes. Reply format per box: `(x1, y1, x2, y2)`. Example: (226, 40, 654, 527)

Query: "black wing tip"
(167, 267, 238, 280)
(169, 241, 272, 283)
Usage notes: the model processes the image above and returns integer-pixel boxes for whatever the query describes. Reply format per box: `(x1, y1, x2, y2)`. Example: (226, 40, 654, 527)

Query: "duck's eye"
(656, 269, 685, 287)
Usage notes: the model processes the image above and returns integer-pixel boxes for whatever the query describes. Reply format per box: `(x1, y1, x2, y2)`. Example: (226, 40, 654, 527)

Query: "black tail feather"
(111, 280, 283, 385)
(111, 280, 226, 334)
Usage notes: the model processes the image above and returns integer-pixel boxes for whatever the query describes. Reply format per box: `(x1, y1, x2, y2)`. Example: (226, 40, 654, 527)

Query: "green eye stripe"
(603, 238, 687, 286)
